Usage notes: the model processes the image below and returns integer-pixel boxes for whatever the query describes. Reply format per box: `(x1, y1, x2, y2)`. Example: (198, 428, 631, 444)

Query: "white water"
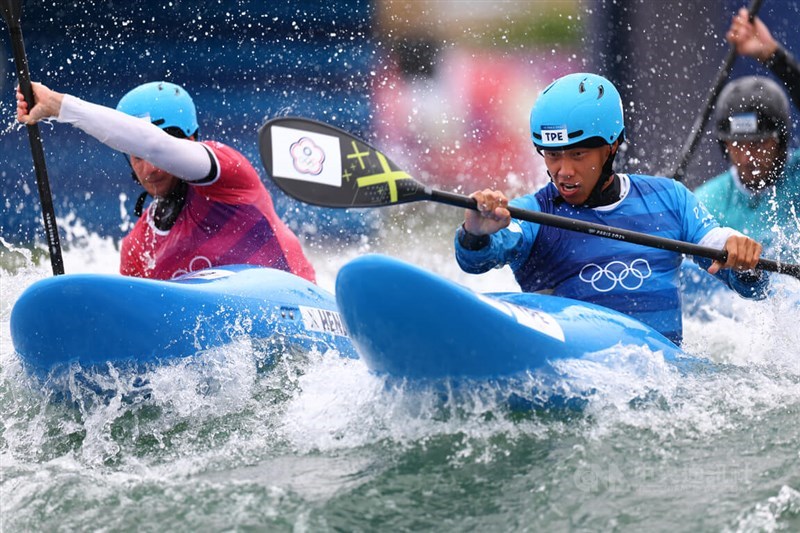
(1, 211, 799, 531)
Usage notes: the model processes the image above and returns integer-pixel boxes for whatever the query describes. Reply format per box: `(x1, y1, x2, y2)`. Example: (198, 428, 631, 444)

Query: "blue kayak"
(11, 265, 357, 381)
(335, 254, 685, 380)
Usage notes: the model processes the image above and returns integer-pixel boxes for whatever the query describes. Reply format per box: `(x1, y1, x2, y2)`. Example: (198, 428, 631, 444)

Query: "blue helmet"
(530, 73, 625, 150)
(116, 81, 199, 138)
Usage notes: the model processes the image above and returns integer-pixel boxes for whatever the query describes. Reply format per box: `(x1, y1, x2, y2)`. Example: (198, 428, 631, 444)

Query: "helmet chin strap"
(130, 167, 188, 230)
(150, 180, 188, 231)
(549, 144, 621, 208)
(127, 128, 195, 221)
(134, 189, 149, 217)
(581, 152, 618, 208)
(126, 164, 148, 218)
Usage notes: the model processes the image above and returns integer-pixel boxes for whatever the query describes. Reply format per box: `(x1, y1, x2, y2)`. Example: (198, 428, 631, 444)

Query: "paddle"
(670, 0, 764, 182)
(2, 0, 64, 275)
(258, 116, 800, 280)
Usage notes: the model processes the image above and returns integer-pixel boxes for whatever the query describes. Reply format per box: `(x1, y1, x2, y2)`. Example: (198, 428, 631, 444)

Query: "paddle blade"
(0, 0, 22, 27)
(258, 117, 429, 208)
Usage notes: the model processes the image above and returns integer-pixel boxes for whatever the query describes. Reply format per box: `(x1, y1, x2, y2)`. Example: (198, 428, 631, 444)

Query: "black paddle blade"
(0, 0, 22, 27)
(258, 117, 429, 208)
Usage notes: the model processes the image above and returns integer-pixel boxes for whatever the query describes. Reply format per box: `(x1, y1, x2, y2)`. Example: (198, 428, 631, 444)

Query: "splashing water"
(1, 219, 799, 531)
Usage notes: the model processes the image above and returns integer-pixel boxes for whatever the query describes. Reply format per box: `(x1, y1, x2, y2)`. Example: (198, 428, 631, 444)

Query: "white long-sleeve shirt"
(57, 94, 214, 182)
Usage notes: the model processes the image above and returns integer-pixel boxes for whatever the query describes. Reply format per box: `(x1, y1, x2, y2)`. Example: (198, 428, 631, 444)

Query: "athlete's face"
(541, 144, 613, 205)
(131, 156, 180, 198)
(725, 137, 781, 190)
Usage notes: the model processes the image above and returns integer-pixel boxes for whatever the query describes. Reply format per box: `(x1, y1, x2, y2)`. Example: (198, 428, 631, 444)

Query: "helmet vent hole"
(578, 81, 586, 93)
(597, 86, 604, 99)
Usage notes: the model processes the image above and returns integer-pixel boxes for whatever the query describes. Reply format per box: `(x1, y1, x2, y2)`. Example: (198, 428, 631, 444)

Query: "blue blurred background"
(1, 0, 378, 245)
(2, 0, 799, 252)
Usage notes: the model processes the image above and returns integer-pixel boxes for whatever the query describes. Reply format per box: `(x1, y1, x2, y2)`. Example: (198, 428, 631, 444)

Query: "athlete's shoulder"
(200, 140, 260, 183)
(627, 173, 680, 188)
(625, 173, 693, 201)
(201, 140, 246, 159)
(693, 171, 733, 200)
(530, 183, 557, 210)
(784, 148, 800, 182)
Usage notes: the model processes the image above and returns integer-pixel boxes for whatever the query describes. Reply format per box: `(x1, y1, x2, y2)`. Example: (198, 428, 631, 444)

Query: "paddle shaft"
(2, 0, 65, 275)
(671, 0, 764, 182)
(427, 188, 800, 278)
(258, 117, 800, 281)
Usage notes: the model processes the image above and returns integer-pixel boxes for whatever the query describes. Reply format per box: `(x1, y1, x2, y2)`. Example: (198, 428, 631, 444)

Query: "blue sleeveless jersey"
(455, 174, 720, 344)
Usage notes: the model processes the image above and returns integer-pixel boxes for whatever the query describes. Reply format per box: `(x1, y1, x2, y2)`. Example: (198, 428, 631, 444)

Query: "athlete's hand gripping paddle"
(258, 117, 800, 280)
(670, 0, 764, 182)
(1, 0, 64, 275)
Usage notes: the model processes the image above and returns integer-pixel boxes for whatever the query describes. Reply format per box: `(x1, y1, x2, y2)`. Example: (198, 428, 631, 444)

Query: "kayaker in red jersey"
(15, 81, 316, 282)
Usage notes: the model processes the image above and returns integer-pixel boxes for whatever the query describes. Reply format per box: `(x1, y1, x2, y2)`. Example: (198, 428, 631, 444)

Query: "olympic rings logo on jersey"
(579, 259, 652, 292)
(171, 255, 213, 279)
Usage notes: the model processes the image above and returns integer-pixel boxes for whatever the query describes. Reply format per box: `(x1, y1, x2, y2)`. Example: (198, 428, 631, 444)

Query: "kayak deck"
(11, 265, 356, 379)
(335, 254, 684, 380)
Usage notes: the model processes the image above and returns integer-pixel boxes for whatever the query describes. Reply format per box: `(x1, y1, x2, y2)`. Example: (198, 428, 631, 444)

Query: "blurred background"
(1, 0, 799, 255)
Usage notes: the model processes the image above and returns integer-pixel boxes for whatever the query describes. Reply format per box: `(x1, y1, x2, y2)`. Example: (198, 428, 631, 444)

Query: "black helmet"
(715, 76, 790, 143)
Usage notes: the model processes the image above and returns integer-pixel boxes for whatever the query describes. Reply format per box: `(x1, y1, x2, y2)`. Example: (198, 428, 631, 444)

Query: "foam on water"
(4, 220, 800, 442)
(2, 216, 800, 530)
(729, 485, 800, 533)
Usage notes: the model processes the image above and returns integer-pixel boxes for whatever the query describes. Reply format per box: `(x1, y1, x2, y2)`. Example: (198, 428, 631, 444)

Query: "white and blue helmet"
(530, 73, 625, 150)
(116, 81, 199, 139)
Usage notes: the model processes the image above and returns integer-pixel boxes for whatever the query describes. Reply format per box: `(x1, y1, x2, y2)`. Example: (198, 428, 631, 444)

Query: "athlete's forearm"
(57, 95, 213, 181)
(765, 44, 800, 111)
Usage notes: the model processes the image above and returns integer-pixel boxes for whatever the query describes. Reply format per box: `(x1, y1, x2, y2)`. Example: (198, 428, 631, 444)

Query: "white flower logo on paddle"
(290, 137, 326, 175)
(579, 259, 652, 292)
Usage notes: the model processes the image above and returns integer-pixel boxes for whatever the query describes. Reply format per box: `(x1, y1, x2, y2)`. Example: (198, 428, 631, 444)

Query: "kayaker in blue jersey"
(693, 9, 800, 253)
(454, 72, 769, 345)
